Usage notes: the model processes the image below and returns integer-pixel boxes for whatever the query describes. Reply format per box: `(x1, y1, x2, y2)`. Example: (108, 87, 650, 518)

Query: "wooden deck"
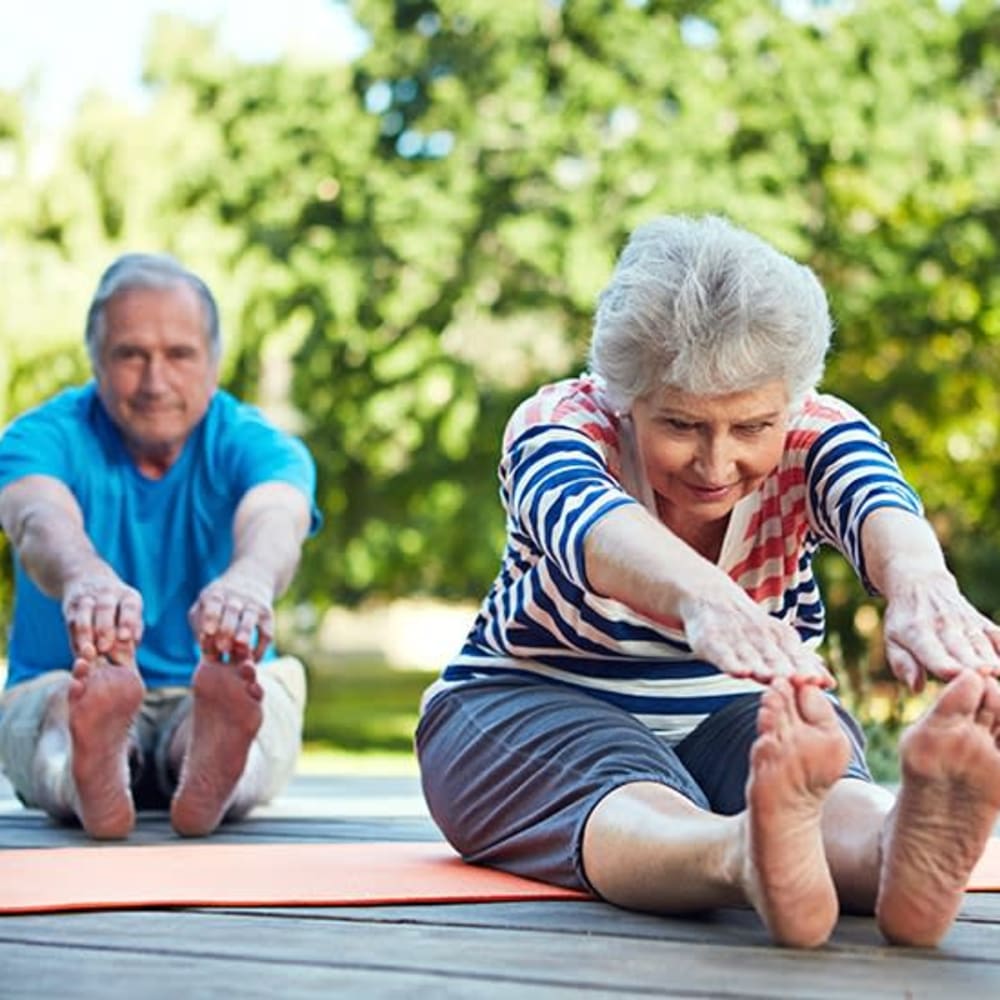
(3, 771, 1000, 998)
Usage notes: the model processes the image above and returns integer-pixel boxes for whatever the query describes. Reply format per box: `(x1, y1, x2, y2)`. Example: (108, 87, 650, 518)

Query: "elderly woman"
(417, 215, 1000, 949)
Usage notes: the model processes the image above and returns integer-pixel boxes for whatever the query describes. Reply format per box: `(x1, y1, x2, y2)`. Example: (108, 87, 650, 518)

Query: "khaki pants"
(0, 657, 307, 821)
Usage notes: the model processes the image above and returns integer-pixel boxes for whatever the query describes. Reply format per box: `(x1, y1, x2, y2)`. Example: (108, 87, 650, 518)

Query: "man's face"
(95, 284, 218, 473)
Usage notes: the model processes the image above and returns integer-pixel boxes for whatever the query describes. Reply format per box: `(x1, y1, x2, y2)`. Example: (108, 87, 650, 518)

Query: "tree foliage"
(1, 0, 998, 678)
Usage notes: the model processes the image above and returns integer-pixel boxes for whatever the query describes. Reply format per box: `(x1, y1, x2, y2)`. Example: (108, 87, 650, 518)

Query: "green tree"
(1, 1, 998, 692)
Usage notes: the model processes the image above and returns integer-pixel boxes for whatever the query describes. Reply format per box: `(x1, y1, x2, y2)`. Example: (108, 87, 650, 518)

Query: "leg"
(168, 655, 304, 836)
(820, 778, 893, 914)
(876, 671, 1000, 946)
(417, 675, 715, 891)
(584, 680, 851, 947)
(0, 671, 77, 818)
(0, 656, 144, 839)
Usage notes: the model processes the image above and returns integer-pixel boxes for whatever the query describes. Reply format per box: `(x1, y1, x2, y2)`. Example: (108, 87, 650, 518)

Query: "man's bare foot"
(742, 679, 851, 948)
(68, 654, 144, 839)
(876, 671, 1000, 947)
(170, 655, 263, 837)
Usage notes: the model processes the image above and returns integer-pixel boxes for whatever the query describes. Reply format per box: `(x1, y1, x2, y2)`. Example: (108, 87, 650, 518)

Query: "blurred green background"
(2, 0, 999, 780)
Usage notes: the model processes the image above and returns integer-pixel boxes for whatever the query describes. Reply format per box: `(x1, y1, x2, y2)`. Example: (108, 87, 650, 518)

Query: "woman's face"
(630, 379, 790, 533)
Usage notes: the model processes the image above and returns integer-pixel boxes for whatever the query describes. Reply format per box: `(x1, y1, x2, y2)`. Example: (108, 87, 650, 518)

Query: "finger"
(93, 593, 118, 653)
(984, 622, 1000, 660)
(117, 590, 144, 643)
(750, 629, 816, 684)
(886, 644, 926, 693)
(231, 606, 259, 656)
(69, 623, 97, 660)
(199, 633, 223, 658)
(890, 627, 968, 681)
(196, 590, 226, 639)
(694, 636, 772, 682)
(937, 619, 996, 666)
(66, 595, 98, 659)
(209, 600, 245, 655)
(792, 657, 836, 689)
(252, 610, 274, 661)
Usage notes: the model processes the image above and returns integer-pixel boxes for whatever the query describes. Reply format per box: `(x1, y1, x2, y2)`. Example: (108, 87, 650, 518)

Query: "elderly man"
(0, 253, 319, 839)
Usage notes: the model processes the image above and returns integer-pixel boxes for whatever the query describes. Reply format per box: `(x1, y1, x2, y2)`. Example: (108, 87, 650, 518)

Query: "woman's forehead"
(641, 379, 789, 418)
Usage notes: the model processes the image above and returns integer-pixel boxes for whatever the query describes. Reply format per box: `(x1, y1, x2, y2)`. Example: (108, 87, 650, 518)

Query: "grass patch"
(298, 745, 419, 776)
(302, 657, 435, 754)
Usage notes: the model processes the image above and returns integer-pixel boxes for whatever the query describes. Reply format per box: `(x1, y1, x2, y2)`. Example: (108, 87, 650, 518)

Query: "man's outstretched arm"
(0, 474, 144, 659)
(188, 481, 312, 660)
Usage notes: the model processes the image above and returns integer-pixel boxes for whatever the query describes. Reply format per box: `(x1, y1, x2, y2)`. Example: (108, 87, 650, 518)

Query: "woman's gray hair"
(85, 253, 221, 368)
(589, 215, 831, 410)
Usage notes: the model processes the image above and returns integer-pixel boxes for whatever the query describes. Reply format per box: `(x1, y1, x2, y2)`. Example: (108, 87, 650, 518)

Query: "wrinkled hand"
(679, 590, 835, 688)
(189, 568, 274, 661)
(61, 575, 143, 661)
(883, 574, 1000, 693)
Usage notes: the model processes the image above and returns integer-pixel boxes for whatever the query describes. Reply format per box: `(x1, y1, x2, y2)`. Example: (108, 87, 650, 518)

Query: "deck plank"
(2, 772, 1000, 998)
(2, 908, 998, 998)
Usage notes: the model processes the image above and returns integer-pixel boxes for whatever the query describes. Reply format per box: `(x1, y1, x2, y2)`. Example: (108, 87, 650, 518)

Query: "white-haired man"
(0, 253, 319, 839)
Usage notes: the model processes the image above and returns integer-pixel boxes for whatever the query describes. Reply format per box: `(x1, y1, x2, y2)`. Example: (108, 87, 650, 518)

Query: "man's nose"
(140, 355, 168, 391)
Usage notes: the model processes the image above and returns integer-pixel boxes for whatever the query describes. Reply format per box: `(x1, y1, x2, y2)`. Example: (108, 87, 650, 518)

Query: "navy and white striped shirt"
(425, 375, 922, 743)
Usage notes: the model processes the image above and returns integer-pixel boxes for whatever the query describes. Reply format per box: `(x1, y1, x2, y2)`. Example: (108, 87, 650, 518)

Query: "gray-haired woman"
(417, 215, 1000, 948)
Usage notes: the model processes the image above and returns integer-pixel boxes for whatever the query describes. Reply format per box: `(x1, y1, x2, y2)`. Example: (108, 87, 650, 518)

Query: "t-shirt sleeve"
(500, 420, 638, 591)
(0, 402, 75, 491)
(805, 417, 923, 593)
(219, 405, 322, 535)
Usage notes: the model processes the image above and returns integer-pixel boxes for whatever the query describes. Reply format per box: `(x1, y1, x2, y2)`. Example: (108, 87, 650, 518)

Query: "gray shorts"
(415, 674, 872, 893)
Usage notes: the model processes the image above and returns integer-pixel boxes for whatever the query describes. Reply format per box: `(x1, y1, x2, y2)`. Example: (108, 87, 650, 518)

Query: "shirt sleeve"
(500, 422, 638, 590)
(0, 402, 74, 492)
(217, 403, 323, 535)
(805, 418, 923, 593)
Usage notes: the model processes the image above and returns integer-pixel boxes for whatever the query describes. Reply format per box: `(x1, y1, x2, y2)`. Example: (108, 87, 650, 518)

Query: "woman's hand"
(883, 572, 1000, 693)
(679, 589, 835, 688)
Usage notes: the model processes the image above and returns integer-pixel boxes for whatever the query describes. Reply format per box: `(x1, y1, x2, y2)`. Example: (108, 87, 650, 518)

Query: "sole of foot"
(876, 670, 1000, 947)
(68, 655, 144, 840)
(170, 656, 263, 837)
(744, 679, 851, 948)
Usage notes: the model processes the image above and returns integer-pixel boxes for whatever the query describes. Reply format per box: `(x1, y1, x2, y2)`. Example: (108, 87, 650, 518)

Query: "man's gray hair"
(589, 215, 831, 410)
(85, 253, 221, 368)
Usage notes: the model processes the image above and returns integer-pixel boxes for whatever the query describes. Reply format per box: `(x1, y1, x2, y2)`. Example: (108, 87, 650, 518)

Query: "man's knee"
(0, 671, 75, 813)
(230, 657, 307, 812)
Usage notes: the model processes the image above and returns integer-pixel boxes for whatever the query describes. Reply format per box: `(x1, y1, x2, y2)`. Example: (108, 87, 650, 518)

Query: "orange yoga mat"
(0, 841, 590, 915)
(969, 837, 1000, 891)
(2, 837, 999, 916)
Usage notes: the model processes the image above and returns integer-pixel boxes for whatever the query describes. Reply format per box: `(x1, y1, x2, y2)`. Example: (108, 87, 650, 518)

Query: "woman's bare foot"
(67, 653, 144, 839)
(742, 679, 851, 948)
(876, 671, 1000, 946)
(170, 655, 263, 837)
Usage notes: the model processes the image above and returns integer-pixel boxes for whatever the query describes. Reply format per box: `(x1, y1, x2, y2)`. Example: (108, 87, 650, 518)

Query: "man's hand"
(883, 572, 1000, 693)
(62, 574, 144, 661)
(189, 567, 275, 661)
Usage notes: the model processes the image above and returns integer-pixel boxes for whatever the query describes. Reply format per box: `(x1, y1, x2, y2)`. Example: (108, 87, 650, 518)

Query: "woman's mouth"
(687, 482, 734, 501)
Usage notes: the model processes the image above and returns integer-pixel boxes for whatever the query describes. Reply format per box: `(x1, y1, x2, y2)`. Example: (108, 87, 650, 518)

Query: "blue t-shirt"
(0, 383, 320, 688)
